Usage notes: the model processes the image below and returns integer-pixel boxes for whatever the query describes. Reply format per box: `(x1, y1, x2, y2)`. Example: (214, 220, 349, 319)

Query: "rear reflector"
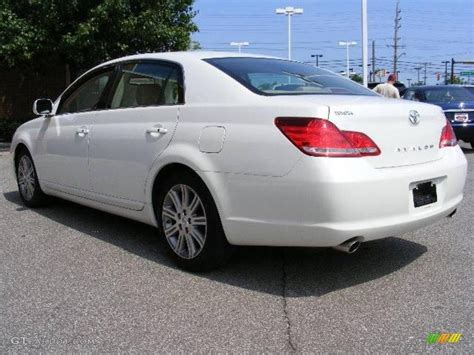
(439, 119, 457, 148)
(275, 117, 380, 157)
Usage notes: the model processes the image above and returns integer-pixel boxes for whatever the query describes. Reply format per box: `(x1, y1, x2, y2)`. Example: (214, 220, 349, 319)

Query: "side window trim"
(56, 64, 118, 115)
(104, 59, 185, 110)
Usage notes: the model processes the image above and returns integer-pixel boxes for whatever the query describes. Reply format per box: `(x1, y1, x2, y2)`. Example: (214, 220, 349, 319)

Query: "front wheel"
(156, 173, 232, 271)
(15, 150, 48, 207)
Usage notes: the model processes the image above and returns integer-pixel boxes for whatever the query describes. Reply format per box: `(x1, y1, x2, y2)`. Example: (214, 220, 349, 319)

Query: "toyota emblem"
(409, 110, 420, 125)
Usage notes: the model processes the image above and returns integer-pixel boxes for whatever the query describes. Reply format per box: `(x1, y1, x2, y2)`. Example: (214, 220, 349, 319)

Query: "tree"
(0, 0, 198, 75)
(350, 74, 363, 84)
(188, 40, 201, 50)
(450, 75, 465, 84)
(0, 0, 198, 141)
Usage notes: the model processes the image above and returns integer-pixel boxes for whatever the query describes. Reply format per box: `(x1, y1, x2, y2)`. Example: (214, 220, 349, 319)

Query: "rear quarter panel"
(174, 102, 329, 176)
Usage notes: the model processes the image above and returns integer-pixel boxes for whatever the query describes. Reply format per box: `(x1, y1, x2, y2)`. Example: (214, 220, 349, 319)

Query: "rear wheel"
(15, 150, 48, 207)
(156, 172, 232, 271)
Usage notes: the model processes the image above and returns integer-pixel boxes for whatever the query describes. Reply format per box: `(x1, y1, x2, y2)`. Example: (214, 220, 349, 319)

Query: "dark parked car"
(403, 85, 474, 147)
(464, 85, 474, 96)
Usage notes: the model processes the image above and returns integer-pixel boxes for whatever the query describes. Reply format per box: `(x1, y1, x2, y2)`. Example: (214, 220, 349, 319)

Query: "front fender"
(10, 118, 46, 180)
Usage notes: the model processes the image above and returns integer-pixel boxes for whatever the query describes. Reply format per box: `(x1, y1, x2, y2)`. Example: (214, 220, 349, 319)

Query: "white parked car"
(11, 52, 467, 270)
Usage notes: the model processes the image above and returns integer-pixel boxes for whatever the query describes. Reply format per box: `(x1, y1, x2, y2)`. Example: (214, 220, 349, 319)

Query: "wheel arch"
(145, 150, 231, 240)
(13, 143, 30, 166)
(11, 123, 39, 170)
(150, 163, 200, 216)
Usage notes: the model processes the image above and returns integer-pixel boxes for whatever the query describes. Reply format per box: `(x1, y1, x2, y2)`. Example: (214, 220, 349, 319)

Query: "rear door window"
(110, 61, 184, 109)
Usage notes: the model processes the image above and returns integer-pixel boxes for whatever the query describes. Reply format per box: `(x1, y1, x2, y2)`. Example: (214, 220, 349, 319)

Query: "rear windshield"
(204, 57, 376, 96)
(421, 87, 474, 103)
(465, 86, 474, 96)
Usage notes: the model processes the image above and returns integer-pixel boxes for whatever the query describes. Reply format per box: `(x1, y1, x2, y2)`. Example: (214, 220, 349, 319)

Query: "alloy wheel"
(17, 155, 36, 201)
(162, 184, 207, 259)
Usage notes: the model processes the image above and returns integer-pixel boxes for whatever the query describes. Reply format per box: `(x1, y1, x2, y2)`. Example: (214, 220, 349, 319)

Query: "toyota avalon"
(11, 52, 467, 270)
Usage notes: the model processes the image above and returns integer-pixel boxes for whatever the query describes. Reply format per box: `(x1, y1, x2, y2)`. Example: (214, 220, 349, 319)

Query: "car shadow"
(460, 141, 473, 154)
(3, 190, 427, 297)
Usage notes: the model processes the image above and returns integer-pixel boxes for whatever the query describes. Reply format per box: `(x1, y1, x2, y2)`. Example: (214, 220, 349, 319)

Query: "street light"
(276, 6, 303, 60)
(311, 54, 323, 67)
(230, 41, 249, 53)
(361, 0, 368, 87)
(339, 41, 357, 78)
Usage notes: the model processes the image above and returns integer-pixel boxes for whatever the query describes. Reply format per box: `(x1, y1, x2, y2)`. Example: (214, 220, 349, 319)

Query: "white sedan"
(11, 52, 467, 270)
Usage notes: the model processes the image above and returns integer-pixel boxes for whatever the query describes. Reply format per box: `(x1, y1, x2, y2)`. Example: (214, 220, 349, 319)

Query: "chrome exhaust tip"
(447, 209, 457, 218)
(333, 237, 362, 254)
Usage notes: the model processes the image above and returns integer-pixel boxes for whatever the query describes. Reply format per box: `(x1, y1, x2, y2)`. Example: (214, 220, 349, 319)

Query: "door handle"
(146, 127, 168, 136)
(76, 128, 89, 137)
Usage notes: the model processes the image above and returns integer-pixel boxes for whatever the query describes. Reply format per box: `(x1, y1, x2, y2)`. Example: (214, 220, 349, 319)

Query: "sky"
(191, 0, 474, 85)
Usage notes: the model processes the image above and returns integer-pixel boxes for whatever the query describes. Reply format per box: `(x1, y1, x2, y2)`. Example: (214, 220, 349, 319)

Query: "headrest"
(136, 83, 162, 106)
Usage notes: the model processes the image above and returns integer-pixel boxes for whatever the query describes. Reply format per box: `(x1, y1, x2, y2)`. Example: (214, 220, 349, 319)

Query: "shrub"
(0, 117, 26, 142)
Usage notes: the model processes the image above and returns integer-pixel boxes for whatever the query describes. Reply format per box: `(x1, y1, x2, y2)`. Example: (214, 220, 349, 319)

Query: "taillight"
(274, 117, 380, 157)
(439, 119, 457, 148)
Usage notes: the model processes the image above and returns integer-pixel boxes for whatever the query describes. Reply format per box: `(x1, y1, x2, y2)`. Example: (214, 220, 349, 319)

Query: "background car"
(403, 85, 474, 147)
(463, 84, 474, 96)
(10, 53, 467, 270)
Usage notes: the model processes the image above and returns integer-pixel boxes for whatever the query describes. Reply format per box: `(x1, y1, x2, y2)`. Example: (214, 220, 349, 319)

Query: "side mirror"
(33, 98, 54, 116)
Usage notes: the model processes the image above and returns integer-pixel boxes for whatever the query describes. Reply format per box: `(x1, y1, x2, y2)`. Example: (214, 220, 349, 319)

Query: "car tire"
(15, 149, 49, 207)
(156, 172, 232, 271)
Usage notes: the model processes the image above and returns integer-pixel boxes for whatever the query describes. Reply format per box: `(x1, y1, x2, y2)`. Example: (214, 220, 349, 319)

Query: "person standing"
(373, 73, 400, 99)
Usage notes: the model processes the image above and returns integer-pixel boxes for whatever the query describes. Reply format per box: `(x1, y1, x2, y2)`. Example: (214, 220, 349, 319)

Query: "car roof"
(100, 51, 276, 66)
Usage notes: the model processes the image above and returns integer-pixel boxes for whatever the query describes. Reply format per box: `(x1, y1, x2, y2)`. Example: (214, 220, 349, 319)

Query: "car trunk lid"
(325, 96, 445, 168)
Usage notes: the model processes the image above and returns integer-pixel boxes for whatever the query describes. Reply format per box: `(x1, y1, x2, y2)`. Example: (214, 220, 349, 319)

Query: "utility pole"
(276, 6, 303, 60)
(407, 78, 412, 87)
(451, 58, 455, 84)
(371, 40, 376, 82)
(311, 54, 323, 67)
(361, 0, 369, 87)
(230, 42, 249, 53)
(442, 61, 449, 84)
(339, 41, 357, 77)
(415, 67, 422, 85)
(390, 0, 402, 75)
(423, 62, 429, 85)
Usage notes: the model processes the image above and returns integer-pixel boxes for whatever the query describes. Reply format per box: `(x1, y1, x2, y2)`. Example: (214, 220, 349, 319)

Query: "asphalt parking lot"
(1, 144, 473, 353)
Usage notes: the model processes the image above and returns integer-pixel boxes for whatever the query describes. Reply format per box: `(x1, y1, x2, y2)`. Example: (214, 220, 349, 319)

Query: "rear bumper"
(451, 123, 474, 141)
(218, 146, 467, 247)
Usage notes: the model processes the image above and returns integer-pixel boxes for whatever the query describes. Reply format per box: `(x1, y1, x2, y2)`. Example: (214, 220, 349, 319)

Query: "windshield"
(421, 87, 474, 103)
(204, 57, 376, 96)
